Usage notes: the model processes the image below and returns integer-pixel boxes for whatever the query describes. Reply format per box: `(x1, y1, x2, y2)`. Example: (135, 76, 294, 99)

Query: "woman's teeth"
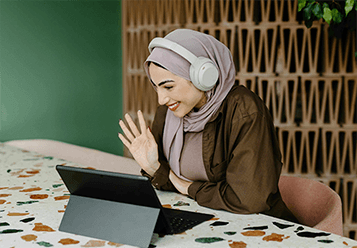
(168, 102, 179, 111)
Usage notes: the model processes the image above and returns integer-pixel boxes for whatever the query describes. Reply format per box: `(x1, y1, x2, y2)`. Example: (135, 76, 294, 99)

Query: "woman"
(119, 29, 297, 223)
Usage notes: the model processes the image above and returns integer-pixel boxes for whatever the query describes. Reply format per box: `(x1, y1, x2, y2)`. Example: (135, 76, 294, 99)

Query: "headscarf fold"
(144, 29, 236, 181)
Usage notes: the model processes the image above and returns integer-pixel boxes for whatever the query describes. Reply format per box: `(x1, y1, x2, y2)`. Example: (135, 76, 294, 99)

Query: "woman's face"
(149, 63, 206, 118)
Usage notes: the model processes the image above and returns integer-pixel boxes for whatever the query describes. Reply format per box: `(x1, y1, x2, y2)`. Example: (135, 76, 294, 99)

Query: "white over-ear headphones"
(148, 37, 219, 91)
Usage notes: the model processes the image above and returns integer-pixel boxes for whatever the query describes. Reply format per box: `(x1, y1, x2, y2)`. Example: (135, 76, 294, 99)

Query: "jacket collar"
(207, 84, 237, 123)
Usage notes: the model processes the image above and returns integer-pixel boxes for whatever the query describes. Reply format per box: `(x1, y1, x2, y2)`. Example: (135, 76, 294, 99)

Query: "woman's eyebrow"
(158, 80, 174, 87)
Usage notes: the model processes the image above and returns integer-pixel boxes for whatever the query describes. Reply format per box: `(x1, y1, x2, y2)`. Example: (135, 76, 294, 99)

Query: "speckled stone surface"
(1, 143, 357, 248)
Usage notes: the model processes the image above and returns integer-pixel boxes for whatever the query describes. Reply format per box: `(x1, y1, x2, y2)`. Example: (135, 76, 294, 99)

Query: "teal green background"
(0, 1, 123, 155)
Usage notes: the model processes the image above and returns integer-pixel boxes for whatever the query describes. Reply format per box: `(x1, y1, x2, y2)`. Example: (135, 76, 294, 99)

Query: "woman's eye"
(165, 86, 173, 90)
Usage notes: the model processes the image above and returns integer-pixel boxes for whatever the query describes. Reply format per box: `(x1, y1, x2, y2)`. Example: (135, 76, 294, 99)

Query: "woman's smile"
(168, 102, 180, 111)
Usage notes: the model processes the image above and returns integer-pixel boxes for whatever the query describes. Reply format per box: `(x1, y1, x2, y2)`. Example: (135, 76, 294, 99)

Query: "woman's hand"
(118, 110, 160, 176)
(169, 170, 193, 195)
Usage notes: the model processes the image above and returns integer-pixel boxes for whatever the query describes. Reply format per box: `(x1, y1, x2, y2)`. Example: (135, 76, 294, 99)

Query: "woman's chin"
(171, 109, 187, 118)
(173, 112, 184, 118)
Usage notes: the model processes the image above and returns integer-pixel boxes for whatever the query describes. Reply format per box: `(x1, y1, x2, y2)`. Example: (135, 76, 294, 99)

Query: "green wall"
(0, 1, 123, 155)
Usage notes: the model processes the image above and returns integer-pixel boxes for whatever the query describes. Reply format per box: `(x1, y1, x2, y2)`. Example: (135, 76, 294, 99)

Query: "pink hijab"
(144, 29, 235, 180)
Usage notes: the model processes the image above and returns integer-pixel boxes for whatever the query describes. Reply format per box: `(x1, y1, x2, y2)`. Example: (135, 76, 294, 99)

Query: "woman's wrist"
(147, 161, 160, 177)
(169, 170, 192, 195)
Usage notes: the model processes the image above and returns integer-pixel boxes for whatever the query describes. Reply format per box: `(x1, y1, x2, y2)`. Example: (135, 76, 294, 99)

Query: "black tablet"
(56, 165, 214, 248)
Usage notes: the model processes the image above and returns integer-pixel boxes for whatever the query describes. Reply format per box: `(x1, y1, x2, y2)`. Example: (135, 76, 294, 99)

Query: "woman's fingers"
(137, 110, 147, 136)
(125, 113, 141, 137)
(118, 133, 131, 149)
(119, 111, 148, 145)
(119, 119, 135, 142)
(147, 127, 155, 142)
(118, 112, 142, 142)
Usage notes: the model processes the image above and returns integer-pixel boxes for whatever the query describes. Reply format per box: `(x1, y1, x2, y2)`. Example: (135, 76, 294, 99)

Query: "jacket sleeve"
(140, 105, 177, 192)
(188, 107, 283, 214)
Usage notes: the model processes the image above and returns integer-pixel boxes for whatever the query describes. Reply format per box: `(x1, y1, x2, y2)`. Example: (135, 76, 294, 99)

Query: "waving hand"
(118, 110, 160, 176)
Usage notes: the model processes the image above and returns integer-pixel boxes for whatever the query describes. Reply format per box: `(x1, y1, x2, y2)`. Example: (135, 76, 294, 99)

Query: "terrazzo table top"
(1, 142, 357, 248)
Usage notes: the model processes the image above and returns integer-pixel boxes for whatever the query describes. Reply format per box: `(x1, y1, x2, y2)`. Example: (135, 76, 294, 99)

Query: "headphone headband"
(149, 38, 197, 65)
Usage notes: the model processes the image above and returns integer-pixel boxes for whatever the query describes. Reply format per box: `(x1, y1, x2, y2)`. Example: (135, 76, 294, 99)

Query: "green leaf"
(355, 0, 357, 10)
(303, 3, 313, 20)
(323, 2, 329, 9)
(312, 3, 323, 19)
(298, 0, 307, 12)
(345, 0, 354, 15)
(355, 51, 357, 57)
(323, 7, 332, 24)
(331, 8, 343, 23)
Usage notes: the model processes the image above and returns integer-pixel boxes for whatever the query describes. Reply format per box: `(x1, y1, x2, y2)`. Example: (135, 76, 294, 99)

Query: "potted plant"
(298, 0, 357, 56)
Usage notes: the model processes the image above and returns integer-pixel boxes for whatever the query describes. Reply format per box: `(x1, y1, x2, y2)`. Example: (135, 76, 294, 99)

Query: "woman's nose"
(157, 89, 169, 106)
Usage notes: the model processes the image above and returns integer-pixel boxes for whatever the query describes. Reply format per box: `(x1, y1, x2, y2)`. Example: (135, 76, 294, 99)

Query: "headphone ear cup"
(190, 57, 219, 91)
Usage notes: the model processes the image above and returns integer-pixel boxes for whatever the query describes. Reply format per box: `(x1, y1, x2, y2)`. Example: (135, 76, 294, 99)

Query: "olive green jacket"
(142, 84, 298, 223)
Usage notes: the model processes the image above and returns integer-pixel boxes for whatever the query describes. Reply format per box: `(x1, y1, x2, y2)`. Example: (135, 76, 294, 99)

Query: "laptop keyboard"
(161, 207, 214, 234)
(170, 216, 203, 234)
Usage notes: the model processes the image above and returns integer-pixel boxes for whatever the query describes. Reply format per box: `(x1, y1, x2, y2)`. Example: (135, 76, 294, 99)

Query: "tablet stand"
(59, 195, 160, 248)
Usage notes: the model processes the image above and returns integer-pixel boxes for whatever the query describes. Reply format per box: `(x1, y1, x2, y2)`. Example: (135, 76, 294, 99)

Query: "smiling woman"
(118, 29, 299, 223)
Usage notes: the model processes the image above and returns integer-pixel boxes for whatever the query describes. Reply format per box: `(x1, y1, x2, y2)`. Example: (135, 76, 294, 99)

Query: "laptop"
(56, 165, 214, 248)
